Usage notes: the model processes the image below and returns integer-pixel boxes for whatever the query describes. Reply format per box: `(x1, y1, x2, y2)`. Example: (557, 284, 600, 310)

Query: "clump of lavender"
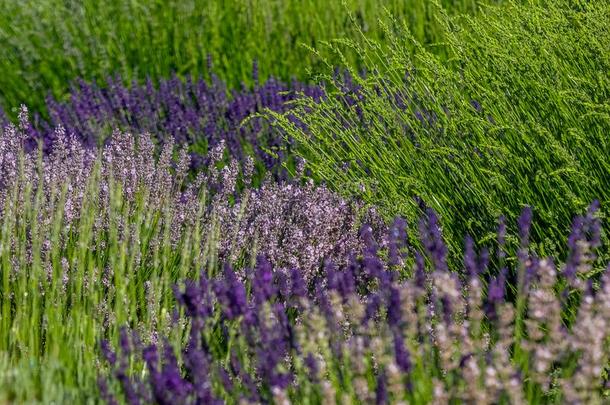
(216, 175, 370, 283)
(0, 111, 371, 401)
(102, 205, 610, 404)
(23, 69, 323, 177)
(2, 108, 369, 280)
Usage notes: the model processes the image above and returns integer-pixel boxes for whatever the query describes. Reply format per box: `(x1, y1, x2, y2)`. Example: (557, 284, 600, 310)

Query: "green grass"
(271, 0, 610, 264)
(0, 0, 508, 118)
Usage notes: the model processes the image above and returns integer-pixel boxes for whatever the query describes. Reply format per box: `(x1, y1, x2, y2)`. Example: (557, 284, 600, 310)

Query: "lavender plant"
(0, 109, 368, 402)
(102, 205, 610, 404)
(19, 70, 323, 178)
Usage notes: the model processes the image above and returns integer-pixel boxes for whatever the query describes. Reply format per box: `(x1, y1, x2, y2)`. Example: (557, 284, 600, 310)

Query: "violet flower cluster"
(101, 205, 610, 404)
(21, 66, 323, 176)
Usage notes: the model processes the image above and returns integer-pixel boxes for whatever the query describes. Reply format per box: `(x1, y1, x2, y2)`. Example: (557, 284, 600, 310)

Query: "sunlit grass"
(271, 0, 610, 264)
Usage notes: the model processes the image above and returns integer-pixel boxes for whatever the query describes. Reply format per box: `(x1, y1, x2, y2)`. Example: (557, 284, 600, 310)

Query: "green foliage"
(272, 0, 610, 262)
(0, 0, 503, 117)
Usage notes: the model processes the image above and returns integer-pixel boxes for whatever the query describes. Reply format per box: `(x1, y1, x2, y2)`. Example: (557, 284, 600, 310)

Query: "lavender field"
(0, 0, 609, 404)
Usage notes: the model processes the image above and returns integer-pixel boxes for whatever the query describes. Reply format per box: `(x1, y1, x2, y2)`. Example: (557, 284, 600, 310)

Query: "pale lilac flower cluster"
(1, 109, 369, 285)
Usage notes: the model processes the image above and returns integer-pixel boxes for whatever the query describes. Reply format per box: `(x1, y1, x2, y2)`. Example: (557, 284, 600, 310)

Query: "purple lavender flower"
(304, 353, 319, 381)
(27, 69, 324, 176)
(388, 217, 408, 266)
(470, 99, 483, 113)
(230, 351, 260, 402)
(585, 200, 602, 248)
(478, 246, 490, 276)
(564, 201, 601, 283)
(107, 330, 142, 405)
(97, 377, 119, 405)
(518, 207, 533, 247)
(144, 342, 195, 405)
(387, 286, 403, 328)
(173, 278, 213, 320)
(419, 209, 448, 273)
(214, 263, 248, 320)
(364, 293, 382, 325)
(360, 223, 379, 257)
(393, 331, 412, 373)
(464, 236, 477, 279)
(376, 370, 388, 405)
(100, 340, 117, 366)
(239, 297, 294, 392)
(414, 251, 426, 290)
(326, 258, 358, 301)
(289, 267, 307, 302)
(252, 255, 275, 305)
(485, 268, 507, 320)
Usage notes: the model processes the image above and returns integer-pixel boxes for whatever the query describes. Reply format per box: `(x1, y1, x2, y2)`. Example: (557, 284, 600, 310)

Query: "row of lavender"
(0, 66, 324, 178)
(101, 202, 610, 404)
(0, 68, 450, 184)
(0, 108, 375, 285)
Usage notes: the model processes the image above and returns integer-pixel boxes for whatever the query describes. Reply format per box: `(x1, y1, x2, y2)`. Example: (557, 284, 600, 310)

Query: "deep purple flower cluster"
(25, 68, 323, 175)
(101, 204, 610, 404)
